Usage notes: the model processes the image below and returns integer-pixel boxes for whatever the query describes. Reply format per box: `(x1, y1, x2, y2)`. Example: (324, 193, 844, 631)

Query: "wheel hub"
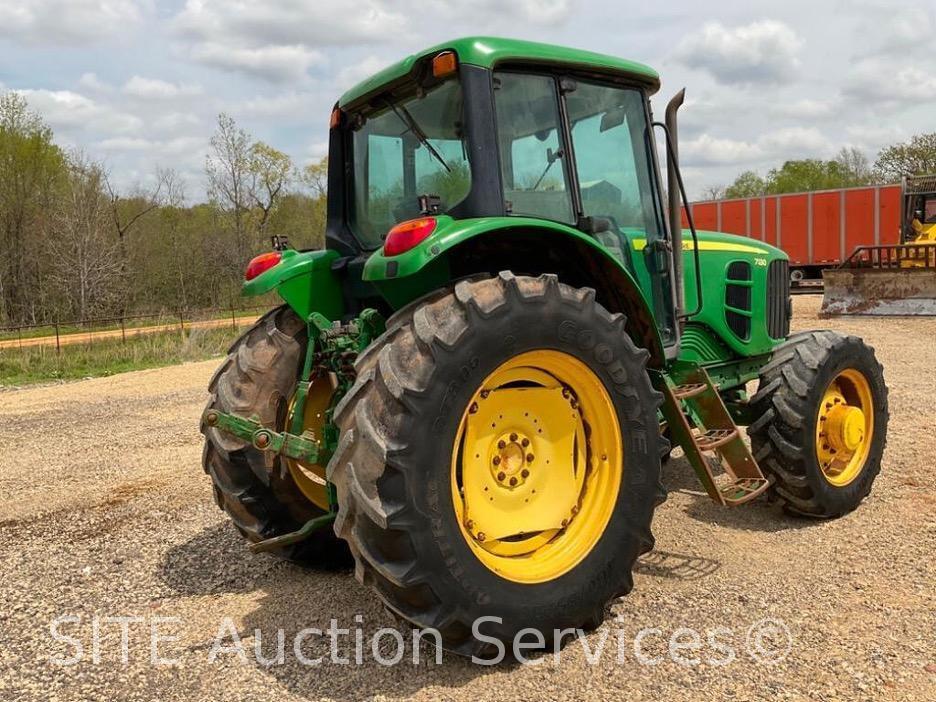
(826, 405, 865, 453)
(451, 350, 624, 583)
(815, 370, 874, 487)
(461, 385, 583, 544)
(490, 431, 533, 488)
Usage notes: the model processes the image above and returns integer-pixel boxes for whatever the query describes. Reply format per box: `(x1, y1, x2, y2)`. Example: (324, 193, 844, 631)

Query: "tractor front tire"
(327, 273, 666, 656)
(748, 330, 888, 517)
(201, 306, 349, 565)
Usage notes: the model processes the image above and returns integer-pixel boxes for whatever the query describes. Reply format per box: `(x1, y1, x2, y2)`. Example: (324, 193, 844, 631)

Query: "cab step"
(653, 366, 769, 507)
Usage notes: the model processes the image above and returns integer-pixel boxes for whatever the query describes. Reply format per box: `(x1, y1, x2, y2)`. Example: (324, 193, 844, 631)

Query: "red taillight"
(383, 218, 437, 256)
(245, 251, 282, 280)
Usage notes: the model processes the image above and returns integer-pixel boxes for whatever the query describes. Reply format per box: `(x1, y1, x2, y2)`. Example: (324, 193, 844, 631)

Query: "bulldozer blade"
(821, 269, 936, 316)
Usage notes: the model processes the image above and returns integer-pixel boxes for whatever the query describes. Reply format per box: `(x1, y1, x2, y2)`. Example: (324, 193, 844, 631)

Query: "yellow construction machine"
(822, 174, 936, 315)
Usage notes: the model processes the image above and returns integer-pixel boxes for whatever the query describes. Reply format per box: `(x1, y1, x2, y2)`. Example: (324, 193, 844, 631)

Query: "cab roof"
(338, 36, 660, 108)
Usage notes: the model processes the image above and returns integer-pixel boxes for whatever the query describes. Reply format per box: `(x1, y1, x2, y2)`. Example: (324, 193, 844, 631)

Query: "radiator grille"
(767, 259, 791, 339)
(725, 261, 752, 341)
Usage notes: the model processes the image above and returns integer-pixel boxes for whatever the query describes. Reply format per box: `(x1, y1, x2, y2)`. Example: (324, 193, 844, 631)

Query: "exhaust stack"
(665, 89, 686, 316)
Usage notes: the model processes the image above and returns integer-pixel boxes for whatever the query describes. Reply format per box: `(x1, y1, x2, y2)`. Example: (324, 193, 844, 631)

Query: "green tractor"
(201, 37, 888, 655)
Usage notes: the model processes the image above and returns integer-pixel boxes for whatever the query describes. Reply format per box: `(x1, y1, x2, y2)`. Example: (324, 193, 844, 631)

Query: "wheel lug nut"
(510, 433, 518, 442)
(521, 438, 530, 447)
(480, 390, 490, 399)
(526, 453, 534, 463)
(477, 532, 486, 542)
(465, 520, 474, 530)
(562, 387, 570, 398)
(509, 477, 518, 486)
(469, 402, 478, 414)
(521, 469, 529, 478)
(492, 456, 501, 466)
(497, 472, 506, 481)
(498, 440, 506, 449)
(561, 519, 568, 527)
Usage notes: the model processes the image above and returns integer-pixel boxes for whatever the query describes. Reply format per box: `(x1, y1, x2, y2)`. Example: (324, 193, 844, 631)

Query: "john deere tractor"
(201, 37, 888, 655)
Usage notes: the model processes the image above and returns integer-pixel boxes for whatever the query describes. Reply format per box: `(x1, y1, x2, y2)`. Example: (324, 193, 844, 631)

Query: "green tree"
(299, 157, 328, 198)
(0, 92, 67, 324)
(874, 133, 936, 182)
(724, 170, 767, 198)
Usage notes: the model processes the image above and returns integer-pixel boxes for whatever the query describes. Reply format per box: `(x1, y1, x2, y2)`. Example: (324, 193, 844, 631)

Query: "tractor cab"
(326, 37, 681, 350)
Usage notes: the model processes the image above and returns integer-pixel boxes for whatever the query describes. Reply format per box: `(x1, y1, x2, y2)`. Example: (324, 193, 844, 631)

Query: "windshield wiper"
(385, 99, 452, 173)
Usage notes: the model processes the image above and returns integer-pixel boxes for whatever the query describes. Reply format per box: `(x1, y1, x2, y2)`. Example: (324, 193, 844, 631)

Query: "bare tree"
(206, 113, 253, 265)
(834, 147, 875, 186)
(701, 184, 725, 201)
(104, 171, 164, 250)
(46, 154, 123, 320)
(248, 141, 292, 238)
(158, 167, 191, 308)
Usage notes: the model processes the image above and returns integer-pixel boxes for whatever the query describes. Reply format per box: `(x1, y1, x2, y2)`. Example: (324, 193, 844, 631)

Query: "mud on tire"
(748, 330, 888, 517)
(326, 272, 667, 656)
(201, 305, 349, 565)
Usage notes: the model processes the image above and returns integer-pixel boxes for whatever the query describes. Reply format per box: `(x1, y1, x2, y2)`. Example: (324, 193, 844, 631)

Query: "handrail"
(838, 244, 936, 270)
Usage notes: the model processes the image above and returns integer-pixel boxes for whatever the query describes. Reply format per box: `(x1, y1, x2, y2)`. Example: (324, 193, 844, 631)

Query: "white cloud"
(239, 91, 322, 118)
(15, 89, 142, 134)
(771, 99, 835, 120)
(336, 56, 390, 91)
(170, 1, 572, 82)
(0, 0, 145, 45)
(77, 72, 113, 93)
(151, 112, 201, 130)
(844, 58, 936, 103)
(98, 135, 204, 155)
(122, 76, 203, 99)
(189, 43, 325, 83)
(675, 20, 803, 85)
(682, 127, 827, 167)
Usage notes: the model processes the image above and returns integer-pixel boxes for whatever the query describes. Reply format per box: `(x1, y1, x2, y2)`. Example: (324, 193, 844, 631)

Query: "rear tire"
(748, 330, 888, 517)
(327, 273, 666, 656)
(200, 306, 349, 565)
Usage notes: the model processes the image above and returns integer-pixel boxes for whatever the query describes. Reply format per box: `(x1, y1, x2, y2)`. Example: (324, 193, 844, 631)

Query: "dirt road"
(1, 297, 933, 701)
(0, 315, 261, 350)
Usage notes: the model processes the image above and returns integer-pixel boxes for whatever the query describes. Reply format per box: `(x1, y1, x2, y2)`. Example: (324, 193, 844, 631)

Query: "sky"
(1, 0, 933, 201)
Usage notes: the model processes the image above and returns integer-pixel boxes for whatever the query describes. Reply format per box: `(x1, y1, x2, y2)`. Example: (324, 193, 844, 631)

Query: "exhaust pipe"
(665, 89, 686, 316)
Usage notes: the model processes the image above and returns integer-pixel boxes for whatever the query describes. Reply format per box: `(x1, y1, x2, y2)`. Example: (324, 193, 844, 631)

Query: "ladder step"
(672, 382, 707, 400)
(719, 478, 770, 506)
(694, 428, 738, 452)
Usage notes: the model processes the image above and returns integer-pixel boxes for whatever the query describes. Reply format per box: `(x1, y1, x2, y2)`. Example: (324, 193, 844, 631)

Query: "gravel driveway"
(1, 296, 933, 701)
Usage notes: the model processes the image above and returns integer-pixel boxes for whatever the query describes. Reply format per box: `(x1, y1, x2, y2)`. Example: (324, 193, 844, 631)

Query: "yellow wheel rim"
(815, 369, 874, 487)
(451, 350, 623, 584)
(284, 376, 333, 511)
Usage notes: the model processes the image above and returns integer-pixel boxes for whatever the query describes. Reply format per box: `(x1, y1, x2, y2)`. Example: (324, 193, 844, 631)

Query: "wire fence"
(0, 304, 270, 353)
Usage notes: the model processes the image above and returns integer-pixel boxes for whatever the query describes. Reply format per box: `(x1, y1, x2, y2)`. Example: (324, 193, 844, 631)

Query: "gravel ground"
(1, 296, 933, 701)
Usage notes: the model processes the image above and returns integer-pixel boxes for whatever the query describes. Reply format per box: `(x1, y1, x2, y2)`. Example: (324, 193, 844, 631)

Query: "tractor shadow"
(160, 523, 490, 700)
(634, 550, 721, 581)
(661, 455, 817, 533)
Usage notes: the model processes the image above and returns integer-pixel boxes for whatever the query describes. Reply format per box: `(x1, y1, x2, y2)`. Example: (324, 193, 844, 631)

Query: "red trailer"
(682, 184, 903, 286)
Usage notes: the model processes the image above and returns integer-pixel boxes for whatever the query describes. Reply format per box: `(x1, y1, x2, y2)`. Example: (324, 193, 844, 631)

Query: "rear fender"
(242, 248, 345, 321)
(364, 217, 666, 366)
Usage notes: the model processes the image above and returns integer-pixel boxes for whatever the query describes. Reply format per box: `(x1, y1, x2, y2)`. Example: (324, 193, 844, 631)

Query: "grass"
(0, 325, 240, 386)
